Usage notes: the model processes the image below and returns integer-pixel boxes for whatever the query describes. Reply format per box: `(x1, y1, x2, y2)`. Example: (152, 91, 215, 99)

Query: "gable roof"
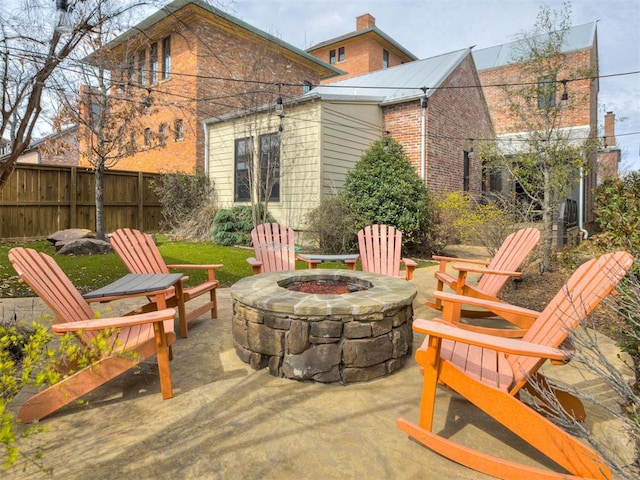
(305, 48, 471, 105)
(307, 25, 418, 62)
(100, 0, 343, 77)
(473, 22, 597, 71)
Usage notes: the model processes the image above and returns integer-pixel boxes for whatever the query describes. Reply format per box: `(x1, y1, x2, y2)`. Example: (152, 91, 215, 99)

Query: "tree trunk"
(95, 163, 105, 240)
(540, 168, 553, 272)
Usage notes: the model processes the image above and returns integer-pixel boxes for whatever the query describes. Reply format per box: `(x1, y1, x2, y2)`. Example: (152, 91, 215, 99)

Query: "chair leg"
(426, 280, 445, 310)
(210, 288, 217, 318)
(19, 356, 138, 423)
(521, 373, 586, 422)
(405, 361, 611, 479)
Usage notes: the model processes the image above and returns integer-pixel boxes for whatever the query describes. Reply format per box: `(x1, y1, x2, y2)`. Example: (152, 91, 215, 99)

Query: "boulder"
(56, 238, 112, 256)
(48, 228, 96, 250)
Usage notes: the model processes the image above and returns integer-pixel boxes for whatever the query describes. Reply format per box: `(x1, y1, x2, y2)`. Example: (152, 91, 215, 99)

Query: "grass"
(0, 237, 430, 297)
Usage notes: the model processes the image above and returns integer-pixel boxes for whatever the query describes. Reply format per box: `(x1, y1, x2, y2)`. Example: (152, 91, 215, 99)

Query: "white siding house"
(205, 96, 382, 231)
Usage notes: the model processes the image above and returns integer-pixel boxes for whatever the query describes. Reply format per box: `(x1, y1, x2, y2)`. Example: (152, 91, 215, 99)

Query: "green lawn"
(0, 238, 414, 297)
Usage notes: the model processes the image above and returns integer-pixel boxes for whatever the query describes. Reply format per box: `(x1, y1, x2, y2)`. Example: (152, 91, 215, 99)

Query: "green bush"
(1, 314, 126, 469)
(305, 197, 361, 253)
(340, 137, 434, 252)
(212, 206, 275, 246)
(594, 172, 640, 255)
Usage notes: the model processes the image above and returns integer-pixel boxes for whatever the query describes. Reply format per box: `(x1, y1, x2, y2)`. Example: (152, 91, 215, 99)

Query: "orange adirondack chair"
(8, 247, 177, 423)
(427, 227, 540, 329)
(357, 224, 416, 280)
(398, 251, 633, 480)
(247, 223, 319, 274)
(110, 228, 223, 338)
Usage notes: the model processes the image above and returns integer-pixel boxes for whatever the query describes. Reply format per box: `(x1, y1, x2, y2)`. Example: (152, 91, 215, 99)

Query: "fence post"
(138, 171, 144, 230)
(70, 166, 77, 228)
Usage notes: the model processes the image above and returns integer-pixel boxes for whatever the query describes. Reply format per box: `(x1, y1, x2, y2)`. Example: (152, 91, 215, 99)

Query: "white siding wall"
(207, 100, 322, 231)
(206, 99, 382, 235)
(320, 102, 382, 197)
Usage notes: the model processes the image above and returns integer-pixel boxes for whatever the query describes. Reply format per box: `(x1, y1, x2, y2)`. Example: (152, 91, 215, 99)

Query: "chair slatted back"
(251, 223, 297, 273)
(508, 251, 633, 391)
(111, 228, 170, 274)
(8, 247, 160, 351)
(477, 227, 541, 295)
(358, 224, 403, 277)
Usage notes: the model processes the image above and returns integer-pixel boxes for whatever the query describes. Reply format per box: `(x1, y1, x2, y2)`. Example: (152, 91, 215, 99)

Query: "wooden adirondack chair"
(247, 223, 319, 274)
(110, 228, 223, 338)
(357, 224, 416, 280)
(8, 247, 177, 423)
(427, 227, 540, 330)
(398, 251, 633, 480)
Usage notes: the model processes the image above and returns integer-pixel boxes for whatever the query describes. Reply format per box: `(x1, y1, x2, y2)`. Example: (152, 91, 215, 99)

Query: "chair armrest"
(51, 309, 176, 334)
(167, 264, 224, 271)
(246, 257, 262, 275)
(413, 319, 568, 361)
(167, 263, 223, 282)
(452, 264, 522, 277)
(435, 291, 539, 329)
(432, 255, 490, 266)
(402, 258, 417, 280)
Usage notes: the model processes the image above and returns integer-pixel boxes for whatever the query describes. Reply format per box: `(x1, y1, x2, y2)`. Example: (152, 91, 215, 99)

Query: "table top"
(297, 253, 359, 262)
(83, 273, 184, 300)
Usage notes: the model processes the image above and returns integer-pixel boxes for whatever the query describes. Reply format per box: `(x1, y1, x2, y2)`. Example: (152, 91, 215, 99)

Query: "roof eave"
(91, 0, 343, 76)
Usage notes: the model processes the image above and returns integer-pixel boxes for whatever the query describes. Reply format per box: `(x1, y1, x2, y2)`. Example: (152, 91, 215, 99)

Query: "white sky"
(228, 0, 640, 171)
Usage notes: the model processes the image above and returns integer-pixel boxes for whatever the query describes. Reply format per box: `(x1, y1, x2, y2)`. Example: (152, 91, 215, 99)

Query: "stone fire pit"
(231, 269, 417, 384)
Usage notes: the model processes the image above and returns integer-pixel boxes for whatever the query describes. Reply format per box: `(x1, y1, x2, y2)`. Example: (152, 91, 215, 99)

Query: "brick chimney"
(604, 111, 616, 148)
(356, 13, 375, 31)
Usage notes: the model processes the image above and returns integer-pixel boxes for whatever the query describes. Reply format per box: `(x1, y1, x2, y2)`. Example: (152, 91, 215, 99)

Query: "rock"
(56, 238, 112, 256)
(47, 228, 95, 248)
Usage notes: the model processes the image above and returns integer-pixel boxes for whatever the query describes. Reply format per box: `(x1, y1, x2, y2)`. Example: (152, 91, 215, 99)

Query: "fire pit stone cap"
(231, 269, 416, 317)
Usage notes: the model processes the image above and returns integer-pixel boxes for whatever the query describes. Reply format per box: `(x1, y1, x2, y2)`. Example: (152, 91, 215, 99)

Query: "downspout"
(420, 88, 428, 181)
(202, 120, 210, 195)
(578, 166, 588, 239)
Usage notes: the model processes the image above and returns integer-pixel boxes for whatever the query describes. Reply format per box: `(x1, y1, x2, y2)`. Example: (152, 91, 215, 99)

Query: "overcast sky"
(227, 0, 640, 171)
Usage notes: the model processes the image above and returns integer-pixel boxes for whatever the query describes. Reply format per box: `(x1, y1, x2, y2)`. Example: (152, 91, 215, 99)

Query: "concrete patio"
(2, 248, 635, 479)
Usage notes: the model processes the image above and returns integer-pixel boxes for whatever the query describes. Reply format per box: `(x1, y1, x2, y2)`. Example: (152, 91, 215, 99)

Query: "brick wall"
(477, 49, 595, 134)
(310, 35, 408, 83)
(80, 5, 327, 174)
(384, 54, 493, 196)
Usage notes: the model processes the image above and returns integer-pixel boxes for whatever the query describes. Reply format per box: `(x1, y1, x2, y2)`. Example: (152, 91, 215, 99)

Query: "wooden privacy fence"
(0, 164, 164, 241)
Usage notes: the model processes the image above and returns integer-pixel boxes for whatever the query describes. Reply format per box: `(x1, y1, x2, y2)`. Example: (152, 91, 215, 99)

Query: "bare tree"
(0, 1, 160, 190)
(51, 8, 159, 239)
(477, 1, 598, 271)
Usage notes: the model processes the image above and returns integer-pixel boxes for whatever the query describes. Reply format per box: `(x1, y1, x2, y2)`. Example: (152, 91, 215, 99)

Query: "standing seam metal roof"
(472, 22, 597, 71)
(305, 48, 471, 105)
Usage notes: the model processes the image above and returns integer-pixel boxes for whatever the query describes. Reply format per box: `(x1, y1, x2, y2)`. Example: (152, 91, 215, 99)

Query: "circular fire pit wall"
(231, 269, 417, 384)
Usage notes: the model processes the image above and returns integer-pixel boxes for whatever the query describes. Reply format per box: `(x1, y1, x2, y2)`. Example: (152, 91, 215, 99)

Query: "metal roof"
(304, 48, 471, 105)
(100, 0, 343, 77)
(306, 26, 418, 62)
(473, 22, 597, 71)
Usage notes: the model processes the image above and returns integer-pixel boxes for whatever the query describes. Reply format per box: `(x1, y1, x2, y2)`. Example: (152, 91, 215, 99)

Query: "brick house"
(205, 48, 493, 230)
(306, 13, 418, 83)
(79, 0, 341, 174)
(16, 125, 79, 166)
(472, 22, 600, 234)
